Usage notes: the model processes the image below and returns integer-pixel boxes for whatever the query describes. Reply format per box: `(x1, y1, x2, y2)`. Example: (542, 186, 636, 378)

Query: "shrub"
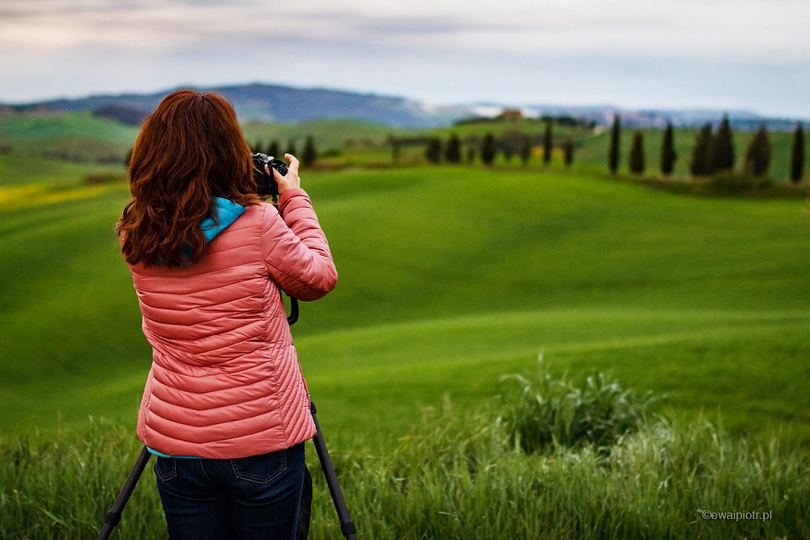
(543, 121, 553, 165)
(83, 173, 126, 184)
(498, 356, 656, 453)
(710, 171, 772, 193)
(267, 140, 280, 158)
(444, 134, 461, 164)
(302, 135, 317, 166)
(480, 133, 496, 166)
(563, 138, 575, 167)
(425, 138, 442, 164)
(519, 136, 531, 165)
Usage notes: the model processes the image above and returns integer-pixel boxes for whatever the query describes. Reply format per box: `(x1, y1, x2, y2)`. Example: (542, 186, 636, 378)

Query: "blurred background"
(1, 1, 809, 538)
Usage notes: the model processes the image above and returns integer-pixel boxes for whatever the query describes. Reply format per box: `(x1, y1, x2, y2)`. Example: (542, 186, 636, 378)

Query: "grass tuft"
(498, 354, 657, 453)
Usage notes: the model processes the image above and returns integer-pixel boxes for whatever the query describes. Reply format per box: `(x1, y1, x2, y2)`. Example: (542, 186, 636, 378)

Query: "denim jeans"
(154, 443, 306, 540)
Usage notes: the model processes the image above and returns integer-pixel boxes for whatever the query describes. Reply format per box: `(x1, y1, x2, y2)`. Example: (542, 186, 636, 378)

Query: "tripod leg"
(310, 402, 357, 540)
(97, 446, 152, 540)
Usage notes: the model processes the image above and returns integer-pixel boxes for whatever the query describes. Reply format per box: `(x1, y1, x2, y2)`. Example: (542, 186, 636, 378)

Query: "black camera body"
(252, 153, 288, 198)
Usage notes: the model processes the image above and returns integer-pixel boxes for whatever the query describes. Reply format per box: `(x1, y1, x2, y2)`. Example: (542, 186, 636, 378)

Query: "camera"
(252, 153, 288, 198)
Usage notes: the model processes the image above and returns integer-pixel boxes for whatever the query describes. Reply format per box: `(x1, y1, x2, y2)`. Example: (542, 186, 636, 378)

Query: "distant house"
(498, 108, 523, 121)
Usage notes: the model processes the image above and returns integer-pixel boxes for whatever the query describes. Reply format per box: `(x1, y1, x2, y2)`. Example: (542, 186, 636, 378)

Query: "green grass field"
(2, 158, 809, 537)
(2, 164, 809, 447)
(0, 110, 137, 164)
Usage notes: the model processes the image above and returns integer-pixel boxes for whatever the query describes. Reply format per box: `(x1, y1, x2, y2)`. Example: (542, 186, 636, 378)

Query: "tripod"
(98, 296, 356, 540)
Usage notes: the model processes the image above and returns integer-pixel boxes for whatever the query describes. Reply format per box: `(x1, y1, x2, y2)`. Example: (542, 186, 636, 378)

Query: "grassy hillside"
(242, 118, 399, 151)
(0, 110, 137, 163)
(1, 166, 809, 452)
(2, 111, 806, 181)
(0, 154, 123, 186)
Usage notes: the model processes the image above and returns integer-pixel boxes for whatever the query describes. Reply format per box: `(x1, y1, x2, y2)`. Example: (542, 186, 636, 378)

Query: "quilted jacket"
(125, 188, 337, 459)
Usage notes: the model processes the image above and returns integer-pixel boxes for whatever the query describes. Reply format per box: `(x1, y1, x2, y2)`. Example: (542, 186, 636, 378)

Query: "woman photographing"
(116, 89, 337, 539)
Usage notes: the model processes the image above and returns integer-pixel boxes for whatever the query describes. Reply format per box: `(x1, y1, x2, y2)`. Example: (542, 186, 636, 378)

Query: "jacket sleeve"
(261, 188, 338, 301)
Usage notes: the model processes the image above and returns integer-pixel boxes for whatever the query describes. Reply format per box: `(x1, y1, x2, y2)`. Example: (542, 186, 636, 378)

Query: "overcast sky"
(2, 0, 809, 117)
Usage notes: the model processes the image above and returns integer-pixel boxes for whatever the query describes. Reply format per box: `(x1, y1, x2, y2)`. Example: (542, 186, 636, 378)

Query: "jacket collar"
(200, 197, 246, 244)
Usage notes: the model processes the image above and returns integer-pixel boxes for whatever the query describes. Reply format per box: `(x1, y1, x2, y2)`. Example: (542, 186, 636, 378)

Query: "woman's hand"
(267, 153, 301, 194)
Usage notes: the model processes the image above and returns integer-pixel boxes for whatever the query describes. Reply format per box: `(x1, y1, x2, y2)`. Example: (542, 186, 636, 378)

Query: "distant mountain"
(3, 82, 804, 131)
(4, 83, 455, 128)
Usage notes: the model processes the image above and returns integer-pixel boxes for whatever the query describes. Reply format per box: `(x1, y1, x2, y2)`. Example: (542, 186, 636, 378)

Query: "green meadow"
(1, 113, 809, 536)
(2, 162, 810, 443)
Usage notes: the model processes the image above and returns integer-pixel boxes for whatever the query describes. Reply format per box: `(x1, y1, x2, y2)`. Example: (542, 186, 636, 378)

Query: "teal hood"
(201, 197, 246, 244)
(154, 197, 245, 266)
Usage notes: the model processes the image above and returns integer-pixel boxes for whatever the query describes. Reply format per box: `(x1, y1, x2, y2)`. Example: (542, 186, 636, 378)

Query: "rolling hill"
(2, 111, 806, 184)
(1, 165, 809, 450)
(4, 81, 805, 130)
(3, 83, 453, 127)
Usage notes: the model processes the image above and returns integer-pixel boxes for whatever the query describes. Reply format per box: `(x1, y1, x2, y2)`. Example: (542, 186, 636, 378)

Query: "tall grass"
(498, 356, 657, 453)
(2, 370, 807, 539)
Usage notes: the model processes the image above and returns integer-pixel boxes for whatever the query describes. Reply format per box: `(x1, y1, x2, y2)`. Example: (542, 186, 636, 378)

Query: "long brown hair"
(116, 90, 259, 267)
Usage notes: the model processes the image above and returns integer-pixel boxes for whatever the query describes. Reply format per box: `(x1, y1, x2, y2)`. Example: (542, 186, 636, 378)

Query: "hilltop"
(2, 83, 455, 128)
(2, 82, 805, 130)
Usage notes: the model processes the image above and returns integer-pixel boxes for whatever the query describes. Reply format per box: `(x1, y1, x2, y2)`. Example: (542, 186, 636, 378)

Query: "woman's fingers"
(285, 153, 300, 175)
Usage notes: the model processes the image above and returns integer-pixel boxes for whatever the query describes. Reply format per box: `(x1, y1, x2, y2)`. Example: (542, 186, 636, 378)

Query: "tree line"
(124, 135, 319, 168)
(422, 121, 575, 167)
(251, 135, 318, 166)
(607, 115, 806, 183)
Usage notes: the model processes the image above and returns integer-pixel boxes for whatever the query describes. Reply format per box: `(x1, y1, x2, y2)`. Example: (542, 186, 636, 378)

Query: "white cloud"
(1, 0, 808, 116)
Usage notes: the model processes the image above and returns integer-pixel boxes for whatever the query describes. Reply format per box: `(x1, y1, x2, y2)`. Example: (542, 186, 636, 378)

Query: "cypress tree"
(690, 123, 714, 176)
(466, 146, 476, 164)
(302, 135, 317, 166)
(520, 136, 531, 165)
(790, 124, 805, 184)
(252, 140, 263, 154)
(608, 115, 621, 174)
(629, 130, 645, 175)
(267, 140, 280, 158)
(502, 143, 514, 163)
(660, 123, 677, 176)
(480, 133, 497, 166)
(563, 139, 574, 167)
(712, 115, 735, 172)
(287, 139, 297, 157)
(390, 137, 401, 163)
(543, 120, 553, 165)
(744, 125, 771, 177)
(425, 138, 442, 164)
(445, 134, 462, 163)
(124, 146, 133, 167)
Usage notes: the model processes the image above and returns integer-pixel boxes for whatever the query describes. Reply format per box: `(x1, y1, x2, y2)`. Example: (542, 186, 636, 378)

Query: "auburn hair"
(116, 90, 260, 268)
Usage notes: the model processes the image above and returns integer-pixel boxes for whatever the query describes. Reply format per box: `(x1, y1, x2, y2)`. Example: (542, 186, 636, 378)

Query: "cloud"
(1, 0, 808, 116)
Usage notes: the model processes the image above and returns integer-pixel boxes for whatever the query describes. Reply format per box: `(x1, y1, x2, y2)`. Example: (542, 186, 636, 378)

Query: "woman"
(116, 89, 337, 539)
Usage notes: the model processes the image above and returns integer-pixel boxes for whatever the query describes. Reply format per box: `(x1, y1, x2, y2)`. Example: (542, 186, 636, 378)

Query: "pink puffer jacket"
(125, 188, 337, 459)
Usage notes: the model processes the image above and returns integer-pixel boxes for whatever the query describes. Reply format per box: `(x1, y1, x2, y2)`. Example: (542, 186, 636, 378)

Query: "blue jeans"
(154, 443, 306, 540)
